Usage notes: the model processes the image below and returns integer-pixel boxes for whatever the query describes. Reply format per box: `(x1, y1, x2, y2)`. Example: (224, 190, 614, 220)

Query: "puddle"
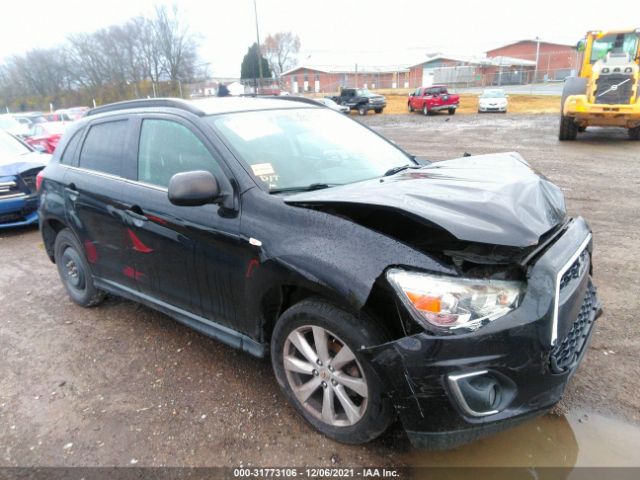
(402, 411, 640, 467)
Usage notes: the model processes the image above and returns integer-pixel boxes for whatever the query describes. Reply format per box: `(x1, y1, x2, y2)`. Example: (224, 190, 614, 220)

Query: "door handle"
(125, 206, 148, 222)
(65, 182, 79, 200)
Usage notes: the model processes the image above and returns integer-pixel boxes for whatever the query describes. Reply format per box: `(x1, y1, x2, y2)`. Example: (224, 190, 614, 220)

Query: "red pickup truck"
(408, 85, 459, 115)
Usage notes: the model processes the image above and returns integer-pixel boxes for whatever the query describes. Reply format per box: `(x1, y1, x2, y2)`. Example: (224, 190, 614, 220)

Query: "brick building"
(280, 65, 410, 94)
(486, 40, 580, 81)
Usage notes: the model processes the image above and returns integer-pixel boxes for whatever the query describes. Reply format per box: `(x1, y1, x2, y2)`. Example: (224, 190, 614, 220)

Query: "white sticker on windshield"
(251, 163, 275, 176)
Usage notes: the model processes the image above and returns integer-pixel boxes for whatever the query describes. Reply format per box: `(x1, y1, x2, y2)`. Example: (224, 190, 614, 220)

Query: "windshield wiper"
(383, 165, 418, 177)
(270, 183, 340, 194)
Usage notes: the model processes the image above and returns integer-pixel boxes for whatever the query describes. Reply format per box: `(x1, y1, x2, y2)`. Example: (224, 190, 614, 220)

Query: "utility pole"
(253, 0, 263, 95)
(534, 36, 541, 83)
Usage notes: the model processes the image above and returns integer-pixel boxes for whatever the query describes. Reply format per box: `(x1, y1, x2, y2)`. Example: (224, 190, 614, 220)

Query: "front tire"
(629, 126, 640, 140)
(559, 115, 578, 141)
(54, 229, 106, 307)
(423, 105, 429, 116)
(374, 108, 383, 114)
(408, 103, 414, 112)
(271, 298, 393, 444)
(358, 105, 368, 116)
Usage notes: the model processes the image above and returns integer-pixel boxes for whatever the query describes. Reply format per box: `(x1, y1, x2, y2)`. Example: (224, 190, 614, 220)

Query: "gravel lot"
(1, 113, 638, 467)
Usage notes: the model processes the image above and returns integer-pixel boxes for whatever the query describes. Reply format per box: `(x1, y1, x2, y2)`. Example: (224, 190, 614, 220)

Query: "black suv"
(39, 97, 600, 448)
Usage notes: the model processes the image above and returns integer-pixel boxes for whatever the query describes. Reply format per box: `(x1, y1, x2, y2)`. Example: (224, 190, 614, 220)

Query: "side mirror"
(168, 170, 221, 207)
(409, 93, 414, 97)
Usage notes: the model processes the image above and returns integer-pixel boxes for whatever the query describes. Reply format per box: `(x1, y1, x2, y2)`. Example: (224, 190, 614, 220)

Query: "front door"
(119, 115, 245, 327)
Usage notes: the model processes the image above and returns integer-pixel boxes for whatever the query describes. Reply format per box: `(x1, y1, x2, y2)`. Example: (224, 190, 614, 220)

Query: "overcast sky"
(0, 0, 636, 77)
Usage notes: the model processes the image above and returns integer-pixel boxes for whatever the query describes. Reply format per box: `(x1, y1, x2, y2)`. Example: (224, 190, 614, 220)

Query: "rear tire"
(448, 108, 456, 115)
(374, 108, 383, 114)
(271, 298, 394, 444)
(423, 105, 429, 116)
(54, 229, 106, 307)
(629, 127, 640, 140)
(559, 115, 579, 141)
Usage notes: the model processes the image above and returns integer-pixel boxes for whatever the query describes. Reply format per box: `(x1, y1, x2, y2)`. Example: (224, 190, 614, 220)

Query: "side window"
(59, 129, 83, 165)
(137, 119, 223, 188)
(79, 120, 128, 176)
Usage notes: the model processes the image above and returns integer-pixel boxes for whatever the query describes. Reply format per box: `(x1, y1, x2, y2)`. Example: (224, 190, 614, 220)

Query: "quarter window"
(59, 129, 83, 165)
(137, 119, 222, 188)
(79, 120, 128, 176)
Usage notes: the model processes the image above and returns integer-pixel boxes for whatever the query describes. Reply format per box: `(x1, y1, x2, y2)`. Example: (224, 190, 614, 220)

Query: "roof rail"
(263, 95, 324, 107)
(86, 98, 204, 117)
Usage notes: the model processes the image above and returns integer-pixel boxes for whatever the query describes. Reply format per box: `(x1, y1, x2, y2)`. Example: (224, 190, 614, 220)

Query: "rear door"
(64, 116, 138, 290)
(119, 114, 244, 326)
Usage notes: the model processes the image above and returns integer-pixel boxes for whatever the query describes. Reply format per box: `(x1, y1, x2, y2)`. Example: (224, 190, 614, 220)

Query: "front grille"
(0, 212, 23, 224)
(0, 180, 20, 198)
(594, 73, 635, 104)
(549, 282, 599, 374)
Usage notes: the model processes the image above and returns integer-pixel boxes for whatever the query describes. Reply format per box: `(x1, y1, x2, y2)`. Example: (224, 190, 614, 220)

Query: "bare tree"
(151, 4, 199, 82)
(0, 3, 204, 109)
(262, 32, 301, 79)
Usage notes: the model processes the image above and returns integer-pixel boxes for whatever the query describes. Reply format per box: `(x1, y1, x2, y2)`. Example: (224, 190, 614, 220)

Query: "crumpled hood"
(285, 152, 566, 248)
(0, 152, 50, 177)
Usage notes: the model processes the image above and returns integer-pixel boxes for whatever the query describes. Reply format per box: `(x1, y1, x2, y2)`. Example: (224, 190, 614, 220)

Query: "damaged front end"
(277, 152, 600, 448)
(359, 217, 601, 449)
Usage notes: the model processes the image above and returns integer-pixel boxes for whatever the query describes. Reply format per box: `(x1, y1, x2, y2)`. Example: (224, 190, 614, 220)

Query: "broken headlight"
(387, 269, 525, 331)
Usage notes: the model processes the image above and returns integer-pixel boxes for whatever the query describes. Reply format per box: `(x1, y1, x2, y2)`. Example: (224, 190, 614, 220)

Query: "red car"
(408, 85, 460, 116)
(24, 122, 68, 154)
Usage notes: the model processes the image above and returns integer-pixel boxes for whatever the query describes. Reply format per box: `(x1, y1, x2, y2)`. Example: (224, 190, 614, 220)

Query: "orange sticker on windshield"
(251, 163, 275, 176)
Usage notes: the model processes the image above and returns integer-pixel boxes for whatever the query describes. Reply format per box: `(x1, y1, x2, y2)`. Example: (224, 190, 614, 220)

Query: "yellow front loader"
(560, 29, 640, 140)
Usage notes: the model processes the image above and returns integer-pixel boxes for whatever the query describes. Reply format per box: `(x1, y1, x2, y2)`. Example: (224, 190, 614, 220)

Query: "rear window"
(79, 120, 128, 176)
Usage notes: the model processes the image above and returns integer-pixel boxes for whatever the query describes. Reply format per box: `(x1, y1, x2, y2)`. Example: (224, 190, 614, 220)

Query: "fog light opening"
(448, 370, 515, 418)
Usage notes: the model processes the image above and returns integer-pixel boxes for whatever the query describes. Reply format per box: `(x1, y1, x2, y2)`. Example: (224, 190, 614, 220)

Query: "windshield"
(0, 131, 31, 162)
(356, 89, 375, 97)
(590, 32, 639, 63)
(207, 108, 411, 192)
(482, 90, 506, 98)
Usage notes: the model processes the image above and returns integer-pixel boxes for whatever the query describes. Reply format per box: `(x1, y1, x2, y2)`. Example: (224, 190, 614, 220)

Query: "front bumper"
(362, 217, 600, 449)
(0, 194, 39, 229)
(564, 94, 640, 127)
(479, 104, 507, 112)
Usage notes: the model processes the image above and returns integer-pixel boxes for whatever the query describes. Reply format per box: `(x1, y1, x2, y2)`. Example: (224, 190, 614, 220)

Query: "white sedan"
(478, 89, 508, 113)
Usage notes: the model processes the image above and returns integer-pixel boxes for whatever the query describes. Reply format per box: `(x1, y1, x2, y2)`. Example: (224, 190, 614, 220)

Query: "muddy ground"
(1, 114, 638, 468)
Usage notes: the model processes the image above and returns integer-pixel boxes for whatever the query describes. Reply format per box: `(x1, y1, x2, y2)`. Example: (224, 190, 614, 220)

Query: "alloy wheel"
(283, 325, 368, 427)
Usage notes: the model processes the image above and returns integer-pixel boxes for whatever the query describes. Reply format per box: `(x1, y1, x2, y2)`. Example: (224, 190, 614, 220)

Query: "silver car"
(478, 89, 508, 113)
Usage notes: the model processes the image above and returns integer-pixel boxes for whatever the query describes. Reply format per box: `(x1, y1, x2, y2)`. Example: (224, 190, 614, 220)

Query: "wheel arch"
(41, 217, 68, 262)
